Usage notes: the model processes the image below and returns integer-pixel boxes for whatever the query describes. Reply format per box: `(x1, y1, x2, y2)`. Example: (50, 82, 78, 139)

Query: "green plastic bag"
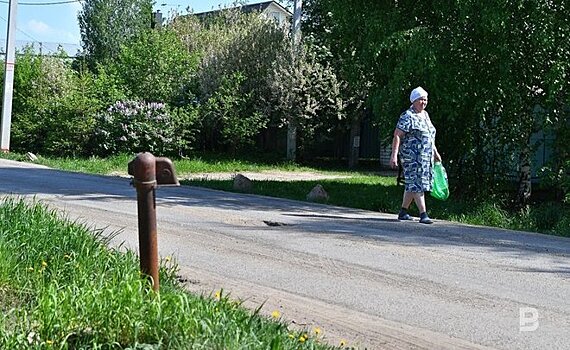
(431, 162, 449, 201)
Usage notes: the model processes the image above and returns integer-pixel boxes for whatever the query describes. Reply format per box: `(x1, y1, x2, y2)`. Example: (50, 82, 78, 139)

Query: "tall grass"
(0, 198, 333, 349)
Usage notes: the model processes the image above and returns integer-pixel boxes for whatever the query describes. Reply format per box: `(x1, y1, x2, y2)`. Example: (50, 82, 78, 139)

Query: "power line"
(0, 0, 82, 5)
(0, 13, 40, 43)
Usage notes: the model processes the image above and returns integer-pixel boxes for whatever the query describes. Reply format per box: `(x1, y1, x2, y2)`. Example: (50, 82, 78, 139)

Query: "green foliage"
(195, 7, 288, 100)
(107, 28, 200, 105)
(305, 0, 570, 198)
(93, 100, 197, 157)
(11, 49, 100, 156)
(201, 72, 268, 154)
(185, 8, 290, 152)
(10, 47, 47, 152)
(78, 0, 153, 68)
(303, 0, 375, 149)
(540, 112, 570, 203)
(540, 159, 570, 204)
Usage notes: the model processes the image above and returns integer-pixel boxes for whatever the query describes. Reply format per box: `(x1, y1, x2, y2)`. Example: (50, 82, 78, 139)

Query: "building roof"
(240, 1, 291, 15)
(195, 1, 291, 17)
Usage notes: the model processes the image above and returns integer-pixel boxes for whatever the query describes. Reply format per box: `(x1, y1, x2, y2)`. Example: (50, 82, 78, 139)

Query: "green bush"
(553, 215, 570, 237)
(107, 28, 199, 105)
(200, 72, 268, 154)
(10, 49, 114, 157)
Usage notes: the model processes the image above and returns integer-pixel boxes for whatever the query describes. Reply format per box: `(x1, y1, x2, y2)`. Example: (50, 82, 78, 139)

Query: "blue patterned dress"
(396, 107, 436, 193)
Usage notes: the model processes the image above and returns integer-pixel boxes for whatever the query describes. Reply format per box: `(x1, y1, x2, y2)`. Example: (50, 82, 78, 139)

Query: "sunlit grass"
(0, 198, 336, 349)
(10, 152, 320, 176)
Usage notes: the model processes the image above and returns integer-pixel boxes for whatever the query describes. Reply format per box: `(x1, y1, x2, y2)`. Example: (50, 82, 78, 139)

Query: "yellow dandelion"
(46, 340, 53, 345)
(299, 334, 308, 343)
(215, 290, 221, 300)
(271, 310, 281, 319)
(28, 267, 34, 272)
(164, 256, 172, 262)
(339, 339, 347, 347)
(288, 333, 295, 339)
(41, 261, 48, 268)
(313, 327, 322, 335)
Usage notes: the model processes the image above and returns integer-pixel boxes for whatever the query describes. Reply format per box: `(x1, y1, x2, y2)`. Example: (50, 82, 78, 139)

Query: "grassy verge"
(0, 198, 334, 349)
(1, 152, 568, 236)
(2, 152, 317, 176)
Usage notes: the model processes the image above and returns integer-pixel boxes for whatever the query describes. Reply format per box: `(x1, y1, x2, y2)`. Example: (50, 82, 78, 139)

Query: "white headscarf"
(410, 86, 428, 103)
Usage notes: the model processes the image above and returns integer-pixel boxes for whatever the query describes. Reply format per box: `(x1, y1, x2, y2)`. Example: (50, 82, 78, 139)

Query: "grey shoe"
(419, 216, 433, 224)
(398, 213, 413, 221)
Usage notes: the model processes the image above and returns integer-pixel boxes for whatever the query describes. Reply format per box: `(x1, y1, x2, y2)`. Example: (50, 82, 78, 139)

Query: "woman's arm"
(389, 128, 405, 169)
(433, 145, 442, 162)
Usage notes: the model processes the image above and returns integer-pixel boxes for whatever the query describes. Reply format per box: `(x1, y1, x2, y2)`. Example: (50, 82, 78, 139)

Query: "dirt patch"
(183, 170, 352, 182)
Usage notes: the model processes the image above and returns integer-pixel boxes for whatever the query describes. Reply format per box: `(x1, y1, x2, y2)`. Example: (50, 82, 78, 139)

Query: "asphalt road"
(0, 158, 568, 349)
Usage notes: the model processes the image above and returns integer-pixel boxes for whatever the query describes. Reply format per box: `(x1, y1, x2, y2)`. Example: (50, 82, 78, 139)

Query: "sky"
(0, 0, 287, 55)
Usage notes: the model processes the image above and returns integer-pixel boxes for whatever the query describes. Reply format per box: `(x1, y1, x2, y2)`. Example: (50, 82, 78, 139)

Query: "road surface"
(0, 158, 568, 349)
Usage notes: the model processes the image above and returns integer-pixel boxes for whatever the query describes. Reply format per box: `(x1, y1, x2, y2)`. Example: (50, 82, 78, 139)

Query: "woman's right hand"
(389, 155, 398, 169)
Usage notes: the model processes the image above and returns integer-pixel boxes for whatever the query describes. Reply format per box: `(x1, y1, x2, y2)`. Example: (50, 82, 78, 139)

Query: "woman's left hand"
(434, 151, 442, 163)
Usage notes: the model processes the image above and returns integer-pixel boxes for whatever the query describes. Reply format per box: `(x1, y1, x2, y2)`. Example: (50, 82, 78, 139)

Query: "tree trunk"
(517, 144, 532, 206)
(286, 123, 297, 161)
(348, 115, 361, 169)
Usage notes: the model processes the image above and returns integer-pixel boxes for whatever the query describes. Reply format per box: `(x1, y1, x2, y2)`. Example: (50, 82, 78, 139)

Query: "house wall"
(263, 3, 291, 27)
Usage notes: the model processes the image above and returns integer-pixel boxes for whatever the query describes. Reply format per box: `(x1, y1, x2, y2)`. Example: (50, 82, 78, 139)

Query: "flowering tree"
(93, 100, 195, 156)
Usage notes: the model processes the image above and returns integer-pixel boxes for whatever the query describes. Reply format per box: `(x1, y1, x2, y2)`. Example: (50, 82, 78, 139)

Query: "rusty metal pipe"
(129, 152, 159, 291)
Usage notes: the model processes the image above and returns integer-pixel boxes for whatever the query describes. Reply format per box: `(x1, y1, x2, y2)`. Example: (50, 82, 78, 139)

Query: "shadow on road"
(1, 164, 569, 273)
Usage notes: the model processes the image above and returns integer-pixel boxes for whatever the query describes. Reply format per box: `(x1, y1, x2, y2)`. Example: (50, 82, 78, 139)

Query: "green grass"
(13, 153, 318, 176)
(0, 198, 335, 349)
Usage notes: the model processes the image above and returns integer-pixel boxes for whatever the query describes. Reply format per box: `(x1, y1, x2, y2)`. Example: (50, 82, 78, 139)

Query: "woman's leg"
(401, 191, 414, 209)
(398, 191, 415, 220)
(414, 192, 433, 224)
(413, 192, 427, 213)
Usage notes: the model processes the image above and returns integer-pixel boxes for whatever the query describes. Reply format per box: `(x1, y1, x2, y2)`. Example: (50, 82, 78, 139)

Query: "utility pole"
(286, 0, 302, 161)
(1, 0, 18, 152)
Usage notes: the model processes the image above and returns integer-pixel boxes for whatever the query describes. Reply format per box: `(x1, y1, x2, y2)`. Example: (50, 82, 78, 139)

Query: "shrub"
(10, 49, 116, 157)
(200, 72, 268, 154)
(553, 215, 570, 237)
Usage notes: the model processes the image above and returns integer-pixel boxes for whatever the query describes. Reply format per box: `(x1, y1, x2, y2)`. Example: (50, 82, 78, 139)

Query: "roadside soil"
(183, 170, 352, 182)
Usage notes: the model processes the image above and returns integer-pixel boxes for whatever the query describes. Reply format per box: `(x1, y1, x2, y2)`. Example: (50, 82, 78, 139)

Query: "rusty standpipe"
(128, 152, 179, 291)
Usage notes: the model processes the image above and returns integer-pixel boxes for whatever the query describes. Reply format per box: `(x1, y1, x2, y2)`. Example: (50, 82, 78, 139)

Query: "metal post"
(129, 152, 159, 291)
(1, 0, 18, 152)
(292, 0, 302, 49)
(286, 0, 302, 161)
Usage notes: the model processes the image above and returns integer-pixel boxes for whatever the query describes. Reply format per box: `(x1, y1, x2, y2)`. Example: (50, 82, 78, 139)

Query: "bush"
(553, 215, 570, 237)
(92, 100, 197, 157)
(200, 72, 268, 154)
(107, 28, 199, 105)
(10, 49, 118, 157)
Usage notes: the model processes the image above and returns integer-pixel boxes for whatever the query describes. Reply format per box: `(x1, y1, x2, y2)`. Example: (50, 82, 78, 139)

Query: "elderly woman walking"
(389, 86, 442, 224)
